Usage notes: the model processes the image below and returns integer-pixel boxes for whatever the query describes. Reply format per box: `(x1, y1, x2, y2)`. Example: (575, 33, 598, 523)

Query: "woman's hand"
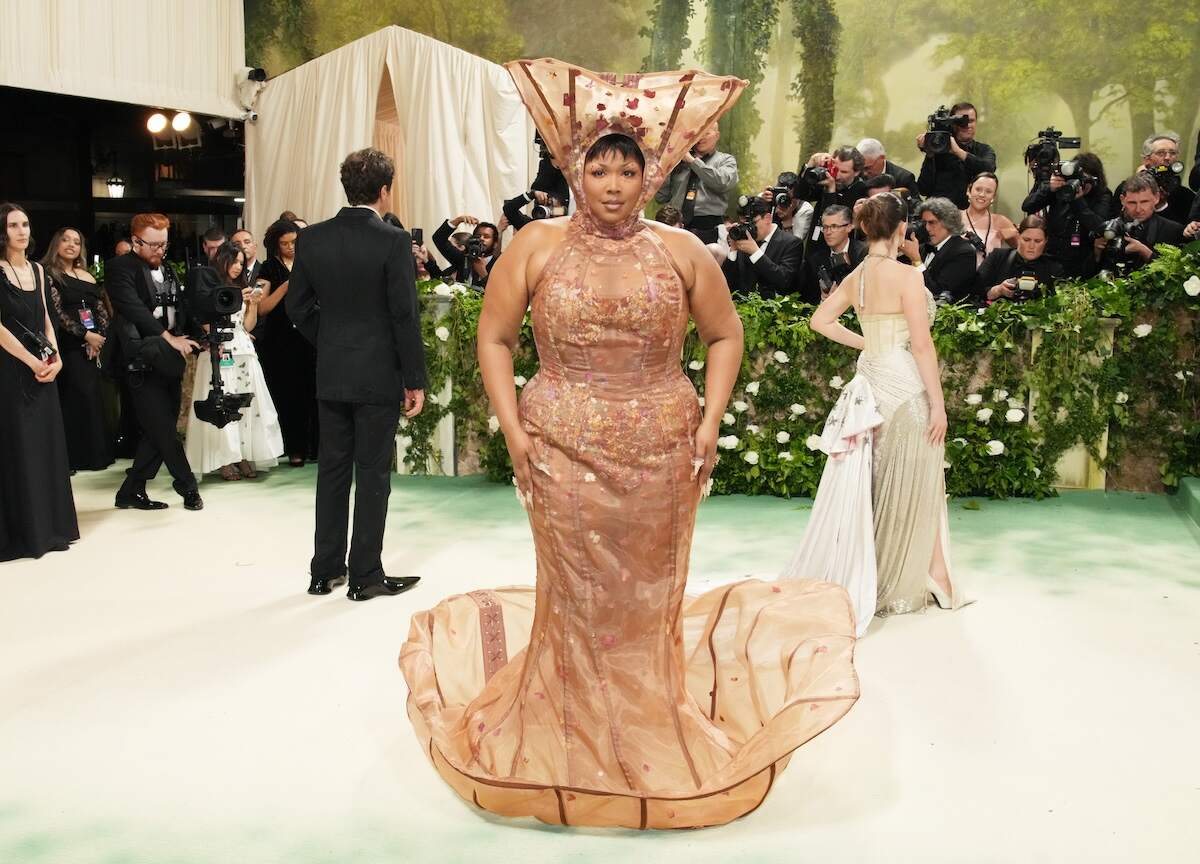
(692, 420, 719, 488)
(927, 404, 947, 446)
(504, 426, 538, 504)
(35, 352, 62, 383)
(987, 280, 1016, 301)
(84, 331, 105, 359)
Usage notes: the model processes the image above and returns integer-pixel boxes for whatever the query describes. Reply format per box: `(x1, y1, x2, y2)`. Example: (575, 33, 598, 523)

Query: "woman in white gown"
(184, 242, 283, 481)
(780, 194, 966, 636)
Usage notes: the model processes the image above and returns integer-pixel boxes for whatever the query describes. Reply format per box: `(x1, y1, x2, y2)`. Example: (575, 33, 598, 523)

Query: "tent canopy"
(245, 26, 536, 258)
(0, 0, 247, 118)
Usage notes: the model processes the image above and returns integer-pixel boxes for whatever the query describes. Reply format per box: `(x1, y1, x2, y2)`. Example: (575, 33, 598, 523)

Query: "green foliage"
(410, 244, 1199, 498)
(789, 0, 840, 161)
(640, 0, 694, 71)
(511, 1, 648, 71)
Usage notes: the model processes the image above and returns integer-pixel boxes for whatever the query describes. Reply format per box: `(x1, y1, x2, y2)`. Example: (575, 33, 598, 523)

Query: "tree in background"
(244, 0, 318, 73)
(512, 0, 650, 72)
(640, 0, 693, 71)
(790, 0, 840, 164)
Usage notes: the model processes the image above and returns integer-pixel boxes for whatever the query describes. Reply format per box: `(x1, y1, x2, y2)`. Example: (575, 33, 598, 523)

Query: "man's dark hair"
(584, 133, 645, 170)
(202, 226, 226, 243)
(1075, 152, 1107, 190)
(951, 101, 977, 116)
(865, 173, 896, 192)
(821, 204, 853, 224)
(340, 147, 395, 206)
(831, 146, 865, 173)
(1121, 173, 1159, 198)
(473, 222, 500, 250)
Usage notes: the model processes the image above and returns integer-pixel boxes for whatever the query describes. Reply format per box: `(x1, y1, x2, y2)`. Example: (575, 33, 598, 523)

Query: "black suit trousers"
(122, 371, 196, 493)
(312, 399, 401, 585)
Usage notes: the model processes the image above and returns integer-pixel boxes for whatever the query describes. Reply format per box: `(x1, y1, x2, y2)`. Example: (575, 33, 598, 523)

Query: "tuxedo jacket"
(286, 207, 427, 404)
(722, 228, 804, 299)
(884, 160, 919, 195)
(104, 252, 195, 376)
(922, 234, 979, 303)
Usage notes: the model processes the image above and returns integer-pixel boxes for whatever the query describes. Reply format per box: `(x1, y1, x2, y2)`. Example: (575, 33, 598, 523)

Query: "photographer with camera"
(909, 198, 978, 304)
(502, 189, 568, 232)
(801, 204, 867, 305)
(960, 172, 1019, 265)
(184, 241, 282, 482)
(975, 215, 1063, 305)
(104, 212, 203, 511)
(799, 147, 869, 223)
(1021, 148, 1111, 277)
(1112, 133, 1195, 226)
(432, 214, 500, 288)
(917, 102, 996, 209)
(761, 172, 815, 243)
(654, 124, 739, 243)
(1087, 173, 1184, 277)
(857, 138, 918, 195)
(721, 195, 803, 299)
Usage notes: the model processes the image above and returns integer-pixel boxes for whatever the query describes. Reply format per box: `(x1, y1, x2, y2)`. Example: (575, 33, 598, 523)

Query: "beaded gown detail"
(399, 59, 859, 829)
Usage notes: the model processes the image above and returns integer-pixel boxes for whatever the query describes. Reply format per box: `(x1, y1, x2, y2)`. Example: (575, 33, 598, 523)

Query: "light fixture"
(171, 111, 192, 132)
(147, 112, 168, 133)
(106, 174, 126, 198)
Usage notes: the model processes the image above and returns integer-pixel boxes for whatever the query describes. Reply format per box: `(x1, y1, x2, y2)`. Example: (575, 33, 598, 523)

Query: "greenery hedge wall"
(404, 242, 1200, 498)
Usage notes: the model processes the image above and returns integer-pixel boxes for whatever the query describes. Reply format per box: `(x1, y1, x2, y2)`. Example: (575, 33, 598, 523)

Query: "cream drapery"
(0, 0, 246, 117)
(245, 26, 535, 256)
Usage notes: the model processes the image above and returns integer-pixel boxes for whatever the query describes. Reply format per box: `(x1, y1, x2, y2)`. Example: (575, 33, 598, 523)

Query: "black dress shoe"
(181, 490, 204, 511)
(307, 573, 348, 595)
(115, 491, 168, 510)
(347, 576, 420, 601)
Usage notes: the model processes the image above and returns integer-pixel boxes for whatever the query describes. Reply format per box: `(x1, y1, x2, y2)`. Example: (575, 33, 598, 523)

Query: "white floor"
(2, 466, 1198, 863)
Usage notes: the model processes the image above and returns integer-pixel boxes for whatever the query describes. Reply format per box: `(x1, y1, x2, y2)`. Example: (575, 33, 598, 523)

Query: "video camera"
(924, 106, 972, 154)
(188, 266, 253, 429)
(1023, 127, 1082, 184)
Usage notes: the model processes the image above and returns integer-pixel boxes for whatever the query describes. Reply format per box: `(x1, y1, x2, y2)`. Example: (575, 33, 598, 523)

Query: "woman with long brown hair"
(42, 226, 114, 470)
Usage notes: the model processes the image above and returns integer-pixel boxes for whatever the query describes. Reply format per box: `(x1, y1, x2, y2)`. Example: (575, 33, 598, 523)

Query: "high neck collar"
(572, 208, 644, 241)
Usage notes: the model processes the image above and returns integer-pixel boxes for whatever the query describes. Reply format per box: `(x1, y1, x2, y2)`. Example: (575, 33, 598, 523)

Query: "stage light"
(106, 175, 126, 198)
(147, 112, 168, 133)
(171, 111, 192, 132)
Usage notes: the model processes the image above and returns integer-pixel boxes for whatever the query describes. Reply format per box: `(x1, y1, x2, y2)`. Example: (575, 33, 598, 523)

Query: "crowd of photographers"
(434, 106, 1198, 311)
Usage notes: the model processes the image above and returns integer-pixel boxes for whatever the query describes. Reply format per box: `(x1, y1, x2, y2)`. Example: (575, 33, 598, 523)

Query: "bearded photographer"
(1112, 133, 1195, 226)
(720, 196, 803, 299)
(104, 212, 203, 512)
(916, 102, 996, 209)
(654, 124, 739, 243)
(432, 215, 500, 288)
(904, 198, 978, 304)
(1021, 151, 1111, 277)
(1086, 174, 1184, 277)
(801, 205, 866, 305)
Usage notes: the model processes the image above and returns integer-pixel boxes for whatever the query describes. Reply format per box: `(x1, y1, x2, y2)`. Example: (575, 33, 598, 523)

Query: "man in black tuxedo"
(916, 102, 996, 209)
(286, 147, 428, 601)
(801, 205, 867, 305)
(1087, 174, 1185, 277)
(432, 215, 500, 288)
(905, 198, 978, 303)
(722, 196, 803, 298)
(230, 228, 262, 287)
(857, 138, 919, 196)
(105, 213, 204, 511)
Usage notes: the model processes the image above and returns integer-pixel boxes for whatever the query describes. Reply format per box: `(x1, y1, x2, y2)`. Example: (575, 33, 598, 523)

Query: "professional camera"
(530, 195, 566, 220)
(964, 231, 987, 255)
(800, 164, 831, 186)
(1058, 158, 1096, 193)
(1098, 217, 1141, 271)
(1144, 161, 1185, 194)
(188, 266, 253, 429)
(1023, 127, 1082, 183)
(463, 236, 487, 260)
(770, 171, 799, 210)
(924, 106, 972, 154)
(816, 257, 854, 298)
(728, 195, 767, 243)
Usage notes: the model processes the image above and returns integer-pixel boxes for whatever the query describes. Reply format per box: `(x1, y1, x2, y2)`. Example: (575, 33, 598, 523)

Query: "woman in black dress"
(255, 218, 318, 466)
(976, 214, 1065, 305)
(41, 227, 115, 470)
(0, 203, 79, 561)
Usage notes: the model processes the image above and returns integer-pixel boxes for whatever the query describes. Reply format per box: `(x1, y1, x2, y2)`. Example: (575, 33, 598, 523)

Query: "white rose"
(1132, 323, 1152, 338)
(992, 389, 1008, 402)
(773, 350, 789, 364)
(976, 408, 994, 422)
(697, 396, 705, 407)
(733, 400, 748, 413)
(722, 412, 735, 426)
(513, 375, 527, 387)
(965, 393, 983, 405)
(953, 437, 968, 447)
(943, 461, 952, 470)
(1005, 408, 1025, 423)
(487, 415, 500, 434)
(433, 282, 452, 297)
(745, 424, 760, 435)
(718, 435, 740, 450)
(977, 307, 986, 315)
(1114, 392, 1129, 404)
(789, 403, 807, 416)
(1184, 275, 1200, 296)
(743, 451, 760, 465)
(829, 375, 845, 390)
(805, 434, 823, 451)
(435, 326, 450, 342)
(426, 391, 440, 406)
(778, 451, 794, 461)
(688, 359, 705, 370)
(957, 322, 968, 332)
(1007, 397, 1023, 409)
(745, 381, 760, 395)
(1176, 370, 1186, 381)
(1033, 466, 1042, 478)
(985, 439, 1005, 456)
(776, 431, 791, 444)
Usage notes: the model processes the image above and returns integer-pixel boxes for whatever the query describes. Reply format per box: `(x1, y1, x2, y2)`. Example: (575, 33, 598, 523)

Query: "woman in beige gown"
(780, 194, 965, 636)
(399, 59, 859, 830)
